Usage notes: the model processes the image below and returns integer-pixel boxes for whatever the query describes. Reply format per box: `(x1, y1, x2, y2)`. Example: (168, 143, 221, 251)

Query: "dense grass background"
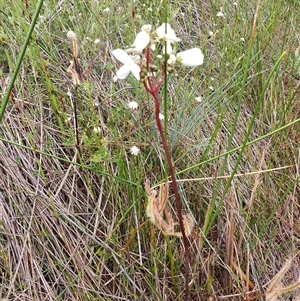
(0, 0, 299, 300)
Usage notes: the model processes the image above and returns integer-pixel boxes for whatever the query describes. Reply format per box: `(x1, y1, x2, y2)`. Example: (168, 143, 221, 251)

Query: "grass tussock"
(0, 0, 299, 300)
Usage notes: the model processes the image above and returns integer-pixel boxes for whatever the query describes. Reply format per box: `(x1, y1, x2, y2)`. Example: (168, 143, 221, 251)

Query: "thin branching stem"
(152, 91, 190, 300)
(143, 46, 190, 300)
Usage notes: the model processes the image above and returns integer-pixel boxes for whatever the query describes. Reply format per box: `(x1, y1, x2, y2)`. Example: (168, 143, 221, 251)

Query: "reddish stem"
(152, 90, 190, 300)
(143, 49, 190, 299)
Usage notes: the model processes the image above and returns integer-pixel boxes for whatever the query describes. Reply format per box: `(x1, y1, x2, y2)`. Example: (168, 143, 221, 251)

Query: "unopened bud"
(149, 64, 158, 72)
(140, 73, 147, 81)
(167, 65, 174, 73)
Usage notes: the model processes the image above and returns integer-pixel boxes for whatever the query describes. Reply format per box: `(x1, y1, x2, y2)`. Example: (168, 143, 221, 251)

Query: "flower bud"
(149, 64, 158, 72)
(167, 65, 174, 73)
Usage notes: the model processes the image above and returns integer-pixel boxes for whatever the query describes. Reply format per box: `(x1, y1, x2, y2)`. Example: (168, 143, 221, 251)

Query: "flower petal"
(163, 41, 173, 54)
(130, 63, 141, 80)
(132, 31, 150, 52)
(156, 23, 181, 42)
(112, 49, 132, 64)
(177, 48, 204, 66)
(116, 64, 131, 79)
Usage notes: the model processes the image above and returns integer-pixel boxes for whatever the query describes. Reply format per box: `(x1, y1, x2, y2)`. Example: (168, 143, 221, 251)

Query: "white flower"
(216, 11, 225, 17)
(112, 49, 141, 80)
(176, 48, 204, 67)
(159, 113, 164, 120)
(103, 7, 110, 12)
(93, 126, 101, 133)
(94, 39, 101, 44)
(195, 96, 202, 102)
(67, 30, 76, 40)
(163, 40, 174, 55)
(155, 23, 181, 42)
(130, 146, 140, 156)
(131, 25, 151, 53)
(128, 101, 138, 109)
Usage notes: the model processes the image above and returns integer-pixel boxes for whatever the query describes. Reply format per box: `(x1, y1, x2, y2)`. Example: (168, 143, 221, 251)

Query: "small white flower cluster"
(66, 30, 76, 40)
(112, 23, 204, 81)
(130, 145, 140, 156)
(128, 101, 138, 110)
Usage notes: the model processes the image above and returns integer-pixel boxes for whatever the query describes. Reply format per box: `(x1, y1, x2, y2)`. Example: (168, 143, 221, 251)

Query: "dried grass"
(0, 0, 299, 300)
